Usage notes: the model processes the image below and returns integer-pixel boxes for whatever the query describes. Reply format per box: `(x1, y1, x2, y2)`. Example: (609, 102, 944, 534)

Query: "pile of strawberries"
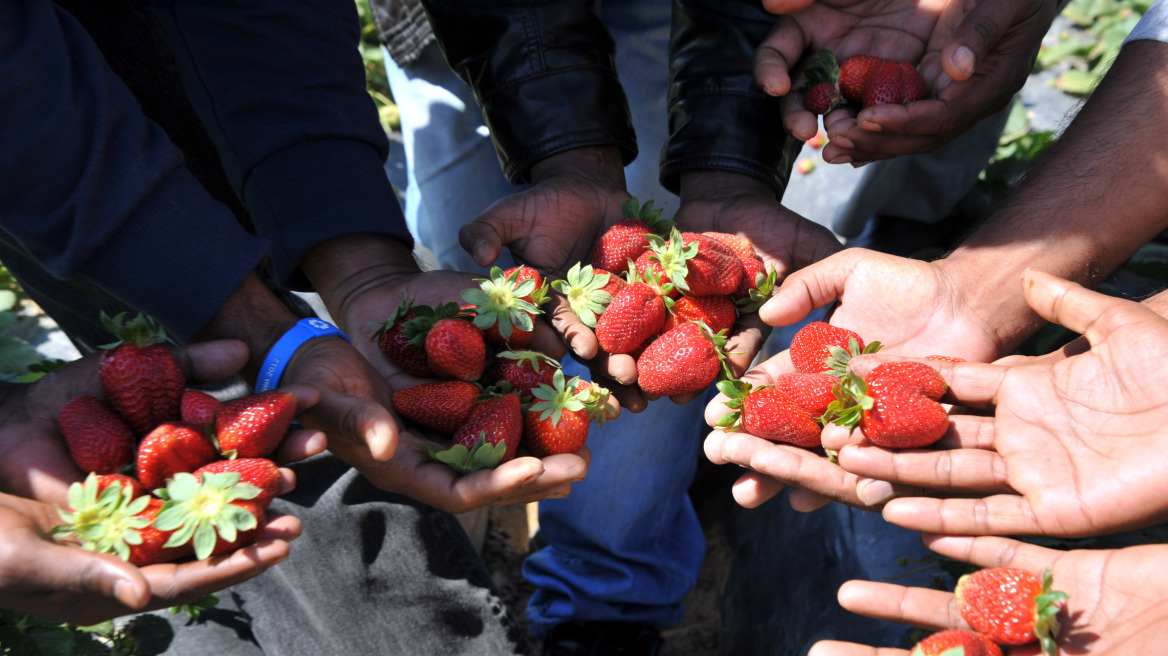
(556, 197, 777, 397)
(910, 566, 1068, 655)
(717, 321, 954, 450)
(375, 268, 611, 473)
(800, 49, 927, 115)
(52, 313, 295, 565)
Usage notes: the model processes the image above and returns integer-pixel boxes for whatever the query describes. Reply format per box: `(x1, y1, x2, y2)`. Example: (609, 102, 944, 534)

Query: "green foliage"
(977, 99, 1055, 196)
(0, 610, 136, 656)
(1037, 0, 1147, 95)
(354, 0, 400, 132)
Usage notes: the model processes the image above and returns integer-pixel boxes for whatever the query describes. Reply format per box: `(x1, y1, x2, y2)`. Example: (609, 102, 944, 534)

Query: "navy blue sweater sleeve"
(0, 1, 269, 342)
(153, 0, 414, 287)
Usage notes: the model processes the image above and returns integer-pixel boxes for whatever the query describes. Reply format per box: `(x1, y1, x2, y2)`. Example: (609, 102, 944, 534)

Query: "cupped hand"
(0, 490, 299, 626)
(808, 534, 1168, 655)
(834, 270, 1168, 537)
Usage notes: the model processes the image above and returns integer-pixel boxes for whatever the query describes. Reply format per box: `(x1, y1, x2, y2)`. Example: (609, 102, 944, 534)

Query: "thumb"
(940, 0, 1025, 80)
(459, 199, 523, 267)
(31, 541, 150, 611)
(924, 534, 1058, 573)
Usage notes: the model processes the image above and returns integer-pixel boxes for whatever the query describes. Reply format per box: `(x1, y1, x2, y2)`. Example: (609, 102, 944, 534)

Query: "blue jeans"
(385, 0, 705, 638)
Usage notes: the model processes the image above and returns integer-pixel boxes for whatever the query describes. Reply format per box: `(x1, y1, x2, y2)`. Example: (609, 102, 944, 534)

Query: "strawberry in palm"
(955, 567, 1067, 655)
(154, 471, 264, 560)
(393, 379, 482, 436)
(772, 372, 837, 418)
(701, 232, 757, 261)
(193, 458, 282, 506)
(373, 298, 436, 378)
(636, 321, 729, 397)
(461, 266, 546, 348)
(716, 380, 821, 447)
(731, 260, 777, 313)
(137, 422, 220, 492)
(181, 389, 223, 430)
(403, 302, 487, 381)
(58, 395, 136, 474)
(662, 295, 737, 334)
(591, 197, 675, 275)
(909, 629, 1002, 656)
(423, 392, 523, 474)
(98, 312, 184, 435)
(595, 269, 670, 355)
(487, 350, 560, 402)
(789, 321, 880, 376)
(642, 228, 742, 297)
(825, 361, 949, 448)
(524, 370, 608, 457)
(215, 390, 296, 459)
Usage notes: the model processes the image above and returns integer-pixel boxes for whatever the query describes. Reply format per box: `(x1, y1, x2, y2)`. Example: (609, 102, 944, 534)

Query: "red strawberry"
(838, 54, 886, 103)
(425, 393, 524, 473)
(181, 389, 223, 430)
(956, 568, 1067, 654)
(716, 380, 821, 447)
(215, 391, 297, 459)
(374, 300, 436, 378)
(136, 422, 220, 492)
(637, 322, 727, 396)
(806, 129, 828, 149)
(393, 380, 482, 435)
(662, 296, 737, 334)
(595, 278, 669, 354)
(154, 470, 266, 560)
(633, 250, 677, 298)
(773, 372, 837, 417)
(644, 229, 742, 297)
(861, 60, 926, 108)
(193, 458, 281, 507)
(802, 80, 840, 114)
(58, 395, 136, 475)
(732, 260, 778, 313)
(523, 370, 604, 457)
(98, 312, 184, 436)
(488, 350, 560, 402)
(789, 321, 878, 375)
(899, 60, 927, 102)
(826, 362, 949, 448)
(128, 497, 197, 566)
(461, 266, 546, 347)
(572, 379, 614, 426)
(909, 629, 1002, 656)
(701, 232, 757, 261)
(591, 197, 675, 275)
(552, 263, 623, 328)
(926, 354, 967, 363)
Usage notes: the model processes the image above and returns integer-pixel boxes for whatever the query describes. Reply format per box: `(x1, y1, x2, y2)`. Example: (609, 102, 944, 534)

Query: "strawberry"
(806, 129, 828, 149)
(732, 260, 778, 313)
(637, 321, 728, 396)
(95, 473, 147, 500)
(424, 393, 523, 473)
(154, 471, 264, 560)
(215, 391, 297, 459)
(955, 567, 1067, 654)
(595, 276, 669, 355)
(662, 296, 737, 335)
(633, 250, 678, 299)
(825, 362, 949, 448)
(802, 80, 840, 114)
(715, 380, 821, 447)
(193, 458, 281, 506)
(523, 370, 602, 457)
(373, 299, 436, 378)
(52, 473, 192, 566)
(909, 629, 1002, 656)
(461, 266, 546, 347)
(789, 321, 879, 376)
(552, 263, 622, 328)
(899, 60, 927, 102)
(644, 229, 742, 297)
(58, 395, 136, 475)
(838, 54, 886, 103)
(487, 350, 560, 402)
(181, 389, 223, 431)
(393, 379, 482, 435)
(701, 232, 757, 261)
(862, 60, 926, 108)
(137, 422, 220, 492)
(98, 312, 184, 436)
(591, 197, 675, 275)
(572, 379, 614, 426)
(772, 372, 837, 417)
(795, 158, 816, 175)
(404, 302, 487, 381)
(926, 354, 967, 363)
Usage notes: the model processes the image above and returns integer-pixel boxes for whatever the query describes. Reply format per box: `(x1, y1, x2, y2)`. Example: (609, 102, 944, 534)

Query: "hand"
(704, 247, 1001, 512)
(808, 534, 1168, 655)
(674, 171, 843, 402)
(833, 270, 1168, 537)
(755, 0, 1056, 163)
(0, 340, 324, 506)
(299, 234, 593, 514)
(0, 491, 299, 626)
(458, 147, 652, 409)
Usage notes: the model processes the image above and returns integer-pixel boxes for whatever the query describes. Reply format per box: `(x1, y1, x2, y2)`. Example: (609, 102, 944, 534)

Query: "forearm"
(300, 234, 423, 325)
(940, 39, 1168, 354)
(194, 275, 301, 382)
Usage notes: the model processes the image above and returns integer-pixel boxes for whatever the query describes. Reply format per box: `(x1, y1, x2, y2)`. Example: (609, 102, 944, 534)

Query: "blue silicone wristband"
(255, 318, 350, 393)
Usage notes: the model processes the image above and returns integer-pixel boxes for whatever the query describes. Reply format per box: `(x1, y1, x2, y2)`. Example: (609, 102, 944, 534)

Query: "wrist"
(255, 318, 351, 393)
(196, 274, 302, 380)
(529, 146, 626, 191)
(301, 233, 422, 322)
(935, 252, 1041, 357)
(679, 170, 777, 204)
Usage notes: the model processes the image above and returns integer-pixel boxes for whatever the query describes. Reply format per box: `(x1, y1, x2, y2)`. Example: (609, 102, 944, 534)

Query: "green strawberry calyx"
(1034, 568, 1069, 656)
(400, 301, 465, 347)
(714, 379, 756, 431)
(820, 372, 873, 431)
(461, 267, 541, 340)
(620, 197, 674, 236)
(496, 349, 561, 375)
(551, 263, 615, 328)
(824, 336, 882, 378)
(530, 370, 587, 427)
(735, 265, 779, 314)
(644, 228, 699, 294)
(154, 472, 261, 560)
(420, 433, 507, 474)
(798, 49, 839, 93)
(52, 473, 152, 562)
(100, 311, 173, 350)
(573, 380, 613, 427)
(370, 294, 416, 341)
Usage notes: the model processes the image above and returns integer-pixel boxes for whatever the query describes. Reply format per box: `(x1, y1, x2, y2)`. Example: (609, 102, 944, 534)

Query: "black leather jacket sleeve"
(420, 0, 637, 185)
(662, 0, 801, 196)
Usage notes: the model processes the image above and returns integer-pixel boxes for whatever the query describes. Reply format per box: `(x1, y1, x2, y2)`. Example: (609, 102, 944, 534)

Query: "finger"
(731, 470, 789, 508)
(724, 312, 771, 378)
(761, 250, 868, 327)
(271, 428, 328, 464)
(742, 437, 877, 509)
(303, 388, 399, 461)
(458, 217, 506, 268)
(780, 92, 823, 143)
(21, 540, 151, 616)
(753, 19, 806, 98)
(923, 534, 1059, 573)
(821, 422, 863, 452)
(526, 316, 570, 360)
(172, 340, 249, 385)
(788, 487, 833, 512)
(940, 1, 1028, 81)
(836, 580, 964, 630)
(807, 641, 908, 656)
(836, 445, 1011, 492)
(546, 293, 601, 361)
(1022, 269, 1158, 346)
(882, 495, 1041, 536)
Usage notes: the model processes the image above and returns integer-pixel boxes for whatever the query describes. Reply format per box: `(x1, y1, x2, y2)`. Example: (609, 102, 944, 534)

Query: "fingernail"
(857, 478, 895, 506)
(954, 46, 974, 78)
(113, 578, 141, 608)
(831, 137, 855, 149)
(851, 161, 870, 169)
(857, 120, 881, 132)
(473, 238, 489, 263)
(829, 155, 852, 165)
